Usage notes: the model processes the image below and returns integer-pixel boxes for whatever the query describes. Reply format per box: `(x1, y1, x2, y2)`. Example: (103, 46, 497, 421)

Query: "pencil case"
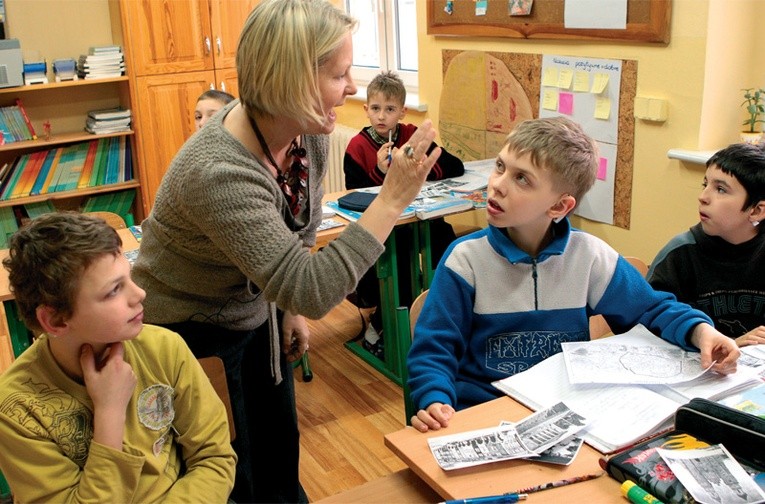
(675, 397, 765, 470)
(338, 191, 376, 212)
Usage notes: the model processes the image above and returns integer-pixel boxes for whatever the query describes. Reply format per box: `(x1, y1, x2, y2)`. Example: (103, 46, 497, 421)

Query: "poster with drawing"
(539, 55, 622, 225)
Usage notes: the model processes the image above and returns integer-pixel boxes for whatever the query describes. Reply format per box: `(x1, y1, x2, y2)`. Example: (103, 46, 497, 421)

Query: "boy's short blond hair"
(237, 0, 356, 127)
(504, 117, 598, 203)
(2, 212, 121, 332)
(367, 70, 406, 106)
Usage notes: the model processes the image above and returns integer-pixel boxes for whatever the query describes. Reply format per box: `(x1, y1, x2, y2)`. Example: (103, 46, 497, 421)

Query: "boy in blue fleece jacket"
(406, 117, 741, 433)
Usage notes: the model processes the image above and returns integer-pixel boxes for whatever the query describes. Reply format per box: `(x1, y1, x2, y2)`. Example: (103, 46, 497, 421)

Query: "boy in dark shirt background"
(344, 71, 464, 356)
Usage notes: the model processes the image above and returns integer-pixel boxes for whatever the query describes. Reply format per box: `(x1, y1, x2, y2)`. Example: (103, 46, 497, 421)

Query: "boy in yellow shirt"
(0, 212, 235, 503)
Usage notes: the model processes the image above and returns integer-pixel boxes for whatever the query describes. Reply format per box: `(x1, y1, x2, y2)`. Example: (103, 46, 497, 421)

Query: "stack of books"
(85, 107, 131, 134)
(77, 45, 125, 80)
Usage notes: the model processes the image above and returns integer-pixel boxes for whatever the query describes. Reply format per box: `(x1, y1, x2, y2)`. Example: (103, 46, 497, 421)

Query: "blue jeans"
(159, 319, 307, 503)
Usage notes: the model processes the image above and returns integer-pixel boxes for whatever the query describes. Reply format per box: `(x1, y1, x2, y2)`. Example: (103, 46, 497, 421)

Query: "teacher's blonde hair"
(237, 0, 356, 127)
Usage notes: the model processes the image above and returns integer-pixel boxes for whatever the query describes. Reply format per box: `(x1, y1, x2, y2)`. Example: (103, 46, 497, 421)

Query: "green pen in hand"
(387, 129, 392, 166)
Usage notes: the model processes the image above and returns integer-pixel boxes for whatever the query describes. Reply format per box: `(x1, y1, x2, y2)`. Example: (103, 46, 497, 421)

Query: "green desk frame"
(344, 220, 433, 387)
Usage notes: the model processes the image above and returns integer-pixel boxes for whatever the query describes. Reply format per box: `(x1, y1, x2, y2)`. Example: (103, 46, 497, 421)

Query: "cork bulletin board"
(428, 0, 671, 44)
(440, 50, 636, 229)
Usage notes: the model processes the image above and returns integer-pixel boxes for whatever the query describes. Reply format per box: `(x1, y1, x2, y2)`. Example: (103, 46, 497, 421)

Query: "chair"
(401, 289, 428, 424)
(85, 211, 127, 229)
(589, 256, 650, 339)
(197, 356, 236, 441)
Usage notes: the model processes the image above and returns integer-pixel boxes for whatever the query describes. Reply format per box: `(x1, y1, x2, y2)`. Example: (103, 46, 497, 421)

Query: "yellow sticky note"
(542, 67, 558, 87)
(542, 89, 559, 111)
(573, 71, 590, 92)
(591, 73, 609, 94)
(557, 69, 573, 89)
(594, 97, 611, 119)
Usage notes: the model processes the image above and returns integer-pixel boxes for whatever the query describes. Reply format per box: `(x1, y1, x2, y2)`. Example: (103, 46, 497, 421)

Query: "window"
(345, 0, 418, 91)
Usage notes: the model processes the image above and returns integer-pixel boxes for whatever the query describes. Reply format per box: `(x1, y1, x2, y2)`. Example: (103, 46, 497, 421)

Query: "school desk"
(0, 227, 139, 371)
(320, 190, 476, 390)
(384, 396, 623, 502)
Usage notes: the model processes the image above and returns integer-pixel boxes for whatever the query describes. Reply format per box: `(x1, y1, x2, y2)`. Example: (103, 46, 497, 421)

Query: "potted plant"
(741, 87, 765, 144)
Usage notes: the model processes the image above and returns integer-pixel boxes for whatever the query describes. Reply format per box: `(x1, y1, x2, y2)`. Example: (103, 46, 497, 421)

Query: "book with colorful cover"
(77, 140, 100, 188)
(0, 158, 21, 200)
(104, 136, 121, 184)
(58, 142, 90, 192)
(8, 106, 31, 141)
(40, 148, 64, 195)
(409, 193, 473, 220)
(1, 155, 30, 200)
(601, 431, 703, 503)
(30, 149, 58, 196)
(89, 138, 109, 187)
(0, 113, 14, 144)
(48, 144, 79, 192)
(15, 98, 37, 140)
(13, 150, 46, 198)
(0, 107, 20, 142)
(718, 381, 765, 419)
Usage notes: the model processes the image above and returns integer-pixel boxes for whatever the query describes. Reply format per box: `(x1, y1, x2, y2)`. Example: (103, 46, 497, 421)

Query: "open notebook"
(492, 325, 764, 454)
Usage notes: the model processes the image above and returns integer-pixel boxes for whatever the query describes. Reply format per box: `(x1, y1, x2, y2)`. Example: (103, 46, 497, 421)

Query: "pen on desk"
(515, 471, 605, 494)
(439, 493, 527, 504)
(387, 129, 392, 165)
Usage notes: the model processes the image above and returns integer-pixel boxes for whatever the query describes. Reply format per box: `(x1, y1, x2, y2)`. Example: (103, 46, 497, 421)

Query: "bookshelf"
(0, 77, 141, 225)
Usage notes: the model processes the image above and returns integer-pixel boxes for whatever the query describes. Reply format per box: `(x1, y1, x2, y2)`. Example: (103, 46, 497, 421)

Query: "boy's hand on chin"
(81, 342, 136, 413)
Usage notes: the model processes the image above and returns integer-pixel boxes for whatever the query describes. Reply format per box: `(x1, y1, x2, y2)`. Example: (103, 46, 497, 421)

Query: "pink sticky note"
(558, 92, 574, 115)
(597, 157, 608, 181)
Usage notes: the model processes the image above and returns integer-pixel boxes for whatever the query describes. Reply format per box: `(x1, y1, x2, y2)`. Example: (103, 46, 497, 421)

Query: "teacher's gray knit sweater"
(132, 101, 383, 331)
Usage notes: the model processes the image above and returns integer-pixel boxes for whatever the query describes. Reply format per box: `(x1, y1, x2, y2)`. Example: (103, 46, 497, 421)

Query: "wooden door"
(216, 67, 240, 98)
(210, 0, 261, 70)
(121, 0, 214, 76)
(134, 72, 216, 213)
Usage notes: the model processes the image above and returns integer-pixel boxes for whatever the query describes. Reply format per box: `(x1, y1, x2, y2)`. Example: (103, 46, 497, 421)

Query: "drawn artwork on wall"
(440, 50, 538, 162)
(439, 49, 637, 230)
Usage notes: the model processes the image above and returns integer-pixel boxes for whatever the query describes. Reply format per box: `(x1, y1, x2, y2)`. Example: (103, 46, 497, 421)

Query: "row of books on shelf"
(77, 45, 125, 80)
(0, 189, 135, 248)
(0, 99, 36, 144)
(0, 136, 132, 201)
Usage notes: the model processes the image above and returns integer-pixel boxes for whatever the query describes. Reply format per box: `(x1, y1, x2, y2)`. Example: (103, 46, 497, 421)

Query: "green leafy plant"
(742, 87, 765, 133)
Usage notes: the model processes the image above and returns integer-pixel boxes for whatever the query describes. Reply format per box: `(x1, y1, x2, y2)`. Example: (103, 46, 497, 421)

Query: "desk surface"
(0, 227, 139, 302)
(384, 397, 622, 502)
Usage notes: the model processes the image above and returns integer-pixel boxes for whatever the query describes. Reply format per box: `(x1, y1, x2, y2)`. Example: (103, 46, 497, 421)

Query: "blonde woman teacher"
(131, 0, 440, 502)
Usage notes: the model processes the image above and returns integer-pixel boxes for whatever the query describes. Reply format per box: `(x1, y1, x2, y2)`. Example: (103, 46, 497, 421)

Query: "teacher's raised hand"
(357, 119, 441, 243)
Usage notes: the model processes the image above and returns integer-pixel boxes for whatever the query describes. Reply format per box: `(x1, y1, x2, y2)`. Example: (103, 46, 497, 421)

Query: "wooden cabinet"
(133, 72, 215, 206)
(121, 0, 257, 214)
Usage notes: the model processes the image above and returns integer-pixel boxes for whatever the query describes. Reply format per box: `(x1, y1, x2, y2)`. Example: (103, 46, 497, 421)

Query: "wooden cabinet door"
(121, 0, 214, 76)
(216, 67, 240, 97)
(209, 0, 261, 70)
(134, 72, 216, 213)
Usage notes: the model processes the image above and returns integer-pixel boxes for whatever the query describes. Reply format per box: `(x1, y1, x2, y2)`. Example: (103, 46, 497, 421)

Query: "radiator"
(324, 123, 357, 193)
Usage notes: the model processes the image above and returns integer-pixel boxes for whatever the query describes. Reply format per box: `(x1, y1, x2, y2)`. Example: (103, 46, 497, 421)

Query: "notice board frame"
(427, 0, 671, 44)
